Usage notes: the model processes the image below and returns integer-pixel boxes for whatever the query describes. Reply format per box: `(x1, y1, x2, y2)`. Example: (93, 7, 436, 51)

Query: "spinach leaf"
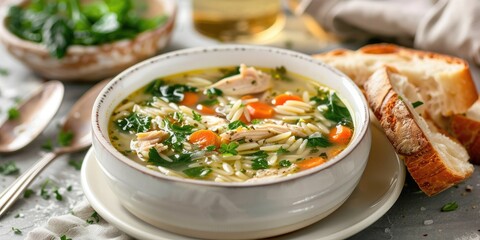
(228, 120, 247, 130)
(183, 167, 212, 178)
(146, 80, 197, 103)
(116, 113, 151, 133)
(313, 91, 353, 128)
(148, 148, 192, 169)
(307, 136, 331, 148)
(42, 16, 73, 58)
(92, 13, 120, 34)
(204, 88, 223, 98)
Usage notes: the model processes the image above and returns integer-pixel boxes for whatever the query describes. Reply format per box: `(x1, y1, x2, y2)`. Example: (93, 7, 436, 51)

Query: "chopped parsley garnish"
(58, 130, 74, 147)
(441, 202, 458, 212)
(67, 185, 73, 191)
(116, 113, 151, 133)
(307, 136, 331, 148)
(162, 119, 194, 152)
(250, 150, 269, 158)
(204, 88, 223, 98)
(40, 179, 51, 200)
(68, 159, 83, 170)
(252, 158, 269, 170)
(86, 211, 100, 224)
(218, 142, 239, 156)
(199, 98, 219, 106)
(183, 167, 212, 178)
(14, 213, 24, 218)
(0, 161, 19, 175)
(412, 101, 424, 108)
(147, 148, 192, 169)
(0, 67, 8, 76)
(192, 111, 202, 121)
(270, 66, 291, 82)
(250, 119, 262, 124)
(60, 235, 72, 240)
(206, 145, 216, 151)
(23, 189, 34, 198)
(228, 120, 247, 130)
(54, 188, 63, 201)
(171, 112, 184, 122)
(7, 106, 20, 120)
(41, 139, 54, 151)
(279, 160, 292, 168)
(276, 147, 289, 155)
(12, 227, 22, 235)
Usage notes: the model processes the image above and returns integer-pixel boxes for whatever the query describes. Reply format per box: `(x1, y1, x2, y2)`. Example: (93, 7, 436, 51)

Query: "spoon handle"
(0, 152, 59, 217)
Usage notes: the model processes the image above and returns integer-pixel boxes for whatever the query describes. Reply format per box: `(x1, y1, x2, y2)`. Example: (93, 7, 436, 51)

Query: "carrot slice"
(328, 125, 353, 145)
(196, 104, 216, 115)
(272, 94, 303, 105)
(296, 157, 326, 170)
(246, 102, 274, 119)
(189, 130, 221, 149)
(241, 95, 255, 100)
(180, 92, 199, 106)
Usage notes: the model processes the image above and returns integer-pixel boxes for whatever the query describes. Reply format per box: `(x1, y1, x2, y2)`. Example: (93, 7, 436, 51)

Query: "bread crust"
(451, 114, 480, 165)
(314, 43, 478, 116)
(364, 67, 473, 196)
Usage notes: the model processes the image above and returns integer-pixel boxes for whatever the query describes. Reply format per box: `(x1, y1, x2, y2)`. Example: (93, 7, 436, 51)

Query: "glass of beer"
(192, 0, 285, 42)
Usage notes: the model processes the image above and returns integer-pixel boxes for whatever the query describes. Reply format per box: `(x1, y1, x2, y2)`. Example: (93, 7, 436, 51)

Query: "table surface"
(1, 1, 479, 240)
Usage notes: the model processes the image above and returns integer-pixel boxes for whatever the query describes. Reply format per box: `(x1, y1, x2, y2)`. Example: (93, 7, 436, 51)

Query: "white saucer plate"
(81, 125, 405, 240)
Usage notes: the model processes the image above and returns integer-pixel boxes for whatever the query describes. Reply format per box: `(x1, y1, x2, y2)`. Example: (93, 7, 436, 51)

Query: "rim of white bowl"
(92, 45, 371, 188)
(0, 0, 177, 54)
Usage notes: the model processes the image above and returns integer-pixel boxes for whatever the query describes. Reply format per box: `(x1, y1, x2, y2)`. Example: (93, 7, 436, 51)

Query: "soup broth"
(108, 65, 354, 182)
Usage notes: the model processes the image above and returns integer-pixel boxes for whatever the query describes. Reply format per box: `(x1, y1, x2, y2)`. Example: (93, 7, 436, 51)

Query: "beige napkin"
(25, 199, 132, 240)
(303, 0, 480, 65)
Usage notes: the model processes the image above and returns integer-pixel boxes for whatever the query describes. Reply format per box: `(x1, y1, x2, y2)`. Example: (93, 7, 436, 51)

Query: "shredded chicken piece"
(210, 64, 272, 95)
(131, 130, 169, 159)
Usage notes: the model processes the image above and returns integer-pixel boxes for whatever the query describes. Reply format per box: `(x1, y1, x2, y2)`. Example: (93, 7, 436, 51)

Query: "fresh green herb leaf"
(41, 139, 54, 151)
(313, 91, 353, 127)
(11, 227, 22, 235)
(40, 179, 50, 200)
(147, 148, 192, 169)
(86, 211, 100, 224)
(252, 158, 269, 170)
(219, 142, 239, 156)
(192, 111, 202, 122)
(68, 159, 83, 171)
(250, 119, 262, 125)
(307, 136, 331, 148)
(441, 202, 458, 212)
(58, 130, 74, 147)
(279, 160, 292, 168)
(60, 235, 72, 240)
(205, 145, 216, 151)
(116, 113, 151, 133)
(14, 213, 24, 218)
(162, 120, 194, 152)
(412, 101, 424, 108)
(67, 185, 73, 192)
(183, 167, 212, 178)
(270, 66, 291, 82)
(53, 188, 63, 201)
(228, 120, 247, 130)
(0, 68, 9, 76)
(7, 106, 20, 120)
(0, 161, 19, 175)
(23, 189, 34, 198)
(42, 16, 74, 58)
(276, 147, 289, 155)
(171, 112, 184, 122)
(204, 88, 223, 98)
(199, 98, 219, 106)
(310, 88, 330, 105)
(250, 150, 269, 158)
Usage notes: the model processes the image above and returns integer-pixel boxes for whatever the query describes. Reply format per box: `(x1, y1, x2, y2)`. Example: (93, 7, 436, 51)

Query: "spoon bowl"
(0, 79, 109, 217)
(0, 81, 64, 153)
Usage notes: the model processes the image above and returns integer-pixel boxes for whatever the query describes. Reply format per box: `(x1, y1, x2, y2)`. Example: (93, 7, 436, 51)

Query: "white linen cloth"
(25, 199, 131, 240)
(303, 0, 480, 66)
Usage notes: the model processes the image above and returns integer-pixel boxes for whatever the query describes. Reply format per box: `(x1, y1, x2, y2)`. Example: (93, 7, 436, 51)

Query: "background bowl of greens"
(0, 0, 176, 81)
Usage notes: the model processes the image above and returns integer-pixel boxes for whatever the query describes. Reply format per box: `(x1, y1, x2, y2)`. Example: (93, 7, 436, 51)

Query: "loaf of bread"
(314, 44, 478, 130)
(364, 67, 474, 196)
(451, 99, 480, 165)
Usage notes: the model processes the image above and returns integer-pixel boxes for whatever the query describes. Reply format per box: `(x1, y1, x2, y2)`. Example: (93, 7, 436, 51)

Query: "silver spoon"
(0, 81, 64, 153)
(0, 79, 109, 217)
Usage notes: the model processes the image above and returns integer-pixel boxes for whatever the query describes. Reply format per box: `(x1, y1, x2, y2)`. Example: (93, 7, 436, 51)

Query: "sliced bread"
(364, 67, 474, 196)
